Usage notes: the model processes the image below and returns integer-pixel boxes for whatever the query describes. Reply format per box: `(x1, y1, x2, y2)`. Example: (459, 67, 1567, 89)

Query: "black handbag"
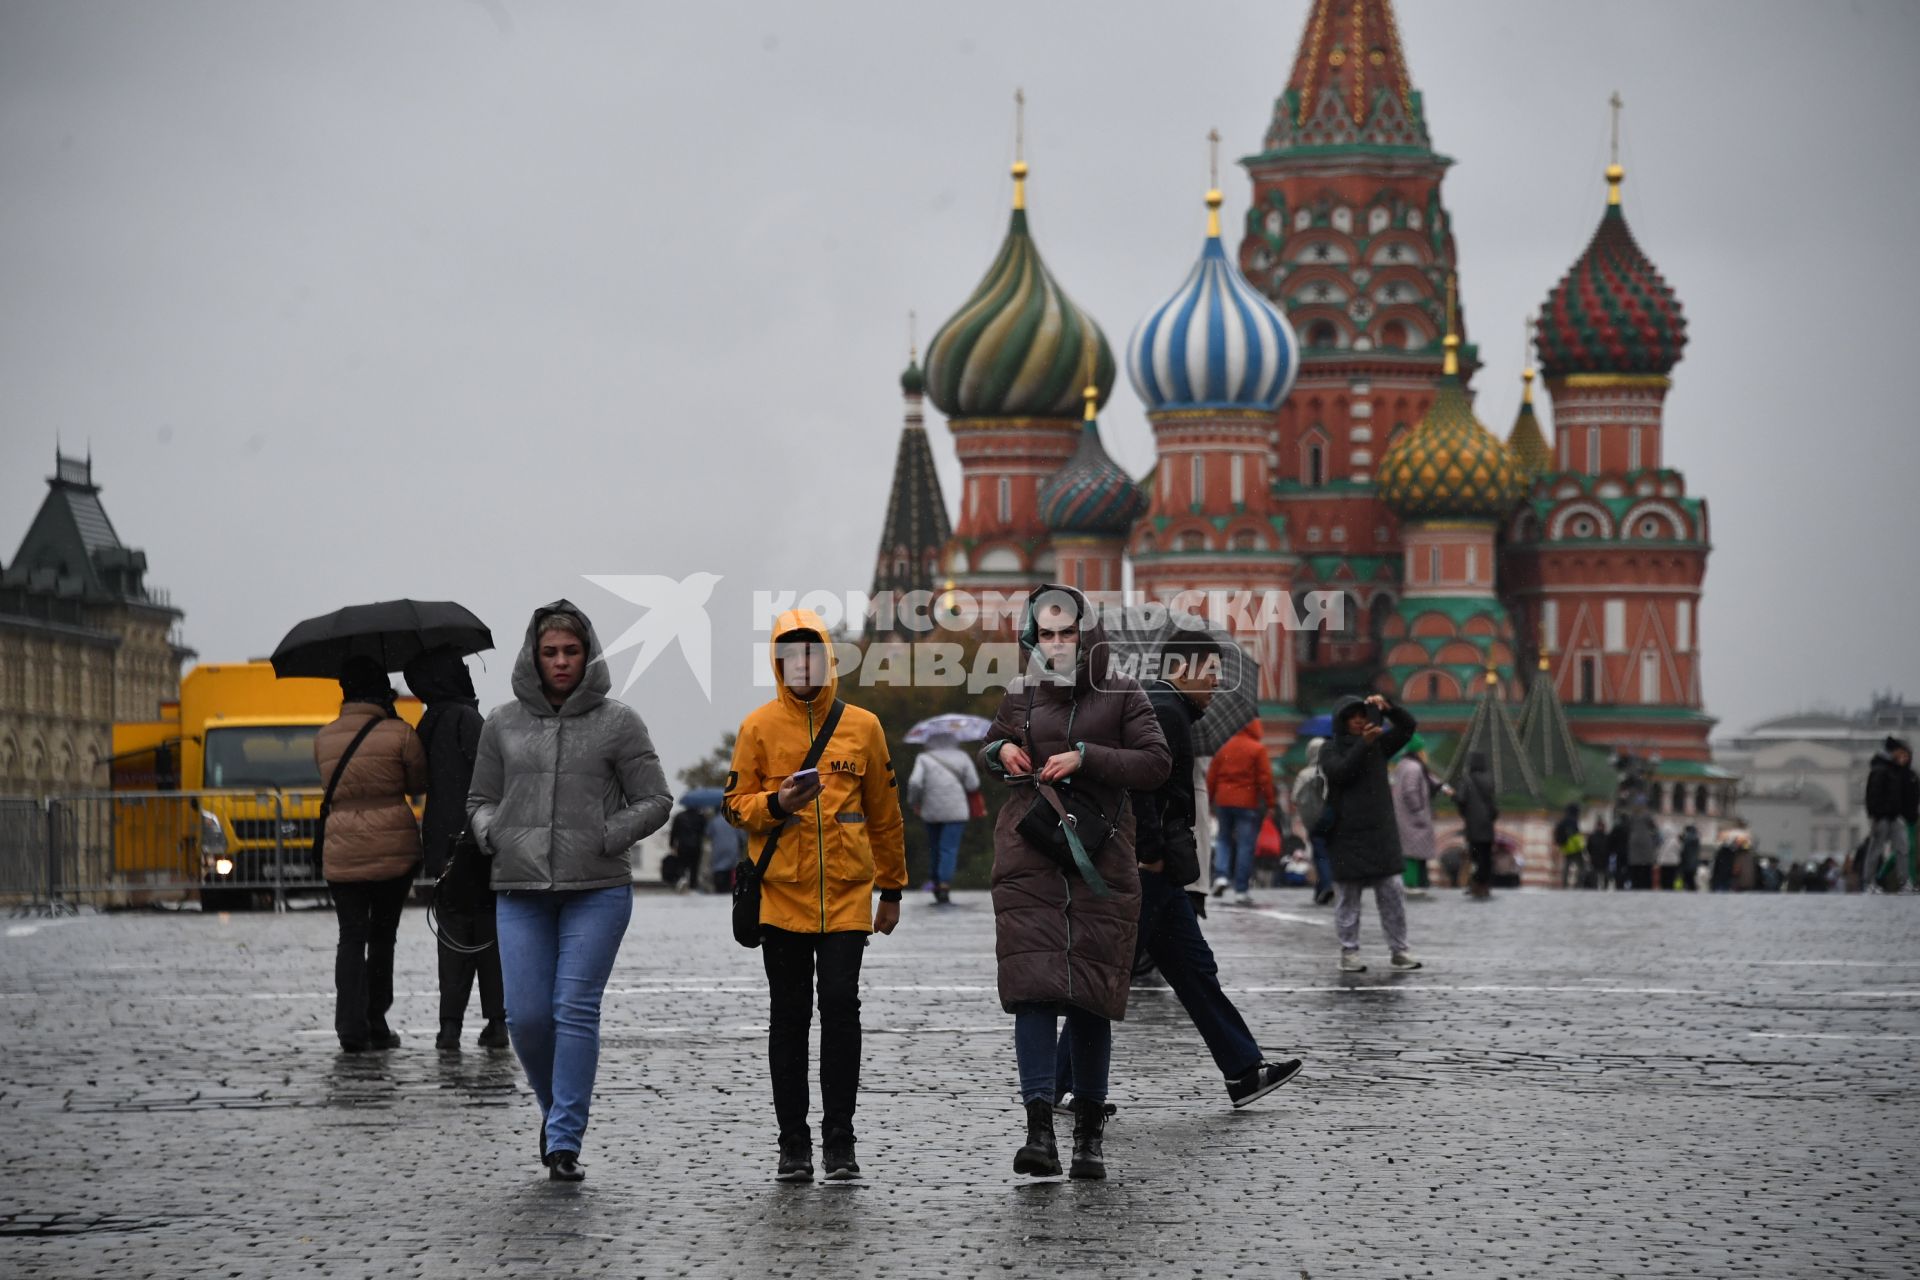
(1009, 686, 1112, 897)
(732, 699, 846, 948)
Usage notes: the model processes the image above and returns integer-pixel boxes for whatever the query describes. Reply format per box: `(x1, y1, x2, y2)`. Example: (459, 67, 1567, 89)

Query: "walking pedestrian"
(1207, 720, 1275, 907)
(317, 656, 427, 1053)
(1390, 736, 1447, 894)
(1863, 736, 1918, 893)
(1320, 694, 1423, 972)
(404, 646, 506, 1053)
(980, 585, 1171, 1180)
(1553, 804, 1584, 888)
(666, 804, 707, 893)
(1709, 829, 1740, 892)
(1291, 738, 1335, 904)
(1678, 823, 1702, 892)
(1587, 816, 1610, 889)
(706, 808, 743, 894)
(907, 732, 978, 904)
(466, 601, 673, 1182)
(1656, 821, 1683, 890)
(723, 609, 907, 1183)
(1608, 816, 1632, 890)
(1057, 632, 1302, 1114)
(1626, 809, 1660, 890)
(1457, 751, 1498, 901)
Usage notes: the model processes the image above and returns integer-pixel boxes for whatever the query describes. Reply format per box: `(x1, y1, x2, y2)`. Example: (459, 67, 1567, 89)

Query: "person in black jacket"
(1057, 632, 1303, 1110)
(403, 647, 506, 1052)
(1320, 694, 1422, 972)
(1457, 752, 1498, 900)
(1863, 736, 1918, 893)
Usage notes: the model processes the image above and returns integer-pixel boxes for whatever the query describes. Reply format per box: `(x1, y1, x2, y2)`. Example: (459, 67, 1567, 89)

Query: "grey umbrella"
(1093, 604, 1261, 756)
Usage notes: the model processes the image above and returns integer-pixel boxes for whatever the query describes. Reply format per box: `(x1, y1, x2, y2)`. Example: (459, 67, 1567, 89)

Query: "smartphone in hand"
(788, 767, 820, 789)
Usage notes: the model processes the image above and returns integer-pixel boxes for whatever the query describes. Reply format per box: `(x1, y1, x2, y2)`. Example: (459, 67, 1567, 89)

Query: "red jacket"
(1207, 721, 1275, 811)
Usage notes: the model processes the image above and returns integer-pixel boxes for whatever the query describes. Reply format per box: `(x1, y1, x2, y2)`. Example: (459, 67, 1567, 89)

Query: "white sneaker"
(1339, 951, 1367, 973)
(1234, 892, 1255, 908)
(1390, 952, 1423, 971)
(1212, 877, 1230, 897)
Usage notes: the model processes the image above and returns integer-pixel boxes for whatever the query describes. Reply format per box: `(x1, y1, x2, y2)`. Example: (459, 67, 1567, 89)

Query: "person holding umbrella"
(466, 601, 672, 1182)
(315, 656, 428, 1052)
(907, 732, 979, 904)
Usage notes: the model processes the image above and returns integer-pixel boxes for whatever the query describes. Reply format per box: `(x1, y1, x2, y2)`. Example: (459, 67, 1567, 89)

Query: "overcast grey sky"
(4, 0, 1917, 781)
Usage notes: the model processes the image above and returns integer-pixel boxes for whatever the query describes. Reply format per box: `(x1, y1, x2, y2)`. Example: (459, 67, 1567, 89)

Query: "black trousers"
(436, 897, 504, 1027)
(762, 927, 867, 1143)
(1468, 839, 1494, 889)
(329, 872, 412, 1045)
(1628, 865, 1656, 890)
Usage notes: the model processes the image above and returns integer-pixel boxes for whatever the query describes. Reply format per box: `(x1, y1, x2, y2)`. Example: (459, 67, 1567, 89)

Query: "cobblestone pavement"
(2, 888, 1917, 1278)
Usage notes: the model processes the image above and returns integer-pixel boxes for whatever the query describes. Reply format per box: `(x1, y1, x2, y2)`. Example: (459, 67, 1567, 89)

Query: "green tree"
(678, 731, 736, 789)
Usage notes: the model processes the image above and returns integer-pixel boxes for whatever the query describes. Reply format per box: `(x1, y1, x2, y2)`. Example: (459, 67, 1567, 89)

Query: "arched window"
(1307, 320, 1338, 350)
(1380, 319, 1408, 350)
(1426, 673, 1440, 701)
(1307, 443, 1325, 487)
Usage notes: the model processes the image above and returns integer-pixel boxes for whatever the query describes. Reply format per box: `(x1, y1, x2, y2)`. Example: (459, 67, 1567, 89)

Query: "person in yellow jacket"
(724, 608, 906, 1183)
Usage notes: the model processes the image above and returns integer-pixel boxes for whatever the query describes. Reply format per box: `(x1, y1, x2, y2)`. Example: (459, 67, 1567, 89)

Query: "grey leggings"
(1334, 875, 1409, 954)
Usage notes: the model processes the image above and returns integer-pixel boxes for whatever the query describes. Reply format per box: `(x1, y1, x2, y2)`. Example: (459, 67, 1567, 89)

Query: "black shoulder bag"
(732, 699, 846, 948)
(312, 715, 383, 878)
(1010, 685, 1113, 898)
(425, 711, 495, 955)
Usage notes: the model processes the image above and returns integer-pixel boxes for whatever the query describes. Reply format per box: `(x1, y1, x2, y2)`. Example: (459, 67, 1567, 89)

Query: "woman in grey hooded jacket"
(467, 601, 671, 1181)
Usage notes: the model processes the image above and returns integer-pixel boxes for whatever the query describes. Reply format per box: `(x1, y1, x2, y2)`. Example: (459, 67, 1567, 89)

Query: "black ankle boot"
(435, 1022, 461, 1052)
(1069, 1099, 1112, 1180)
(1013, 1099, 1060, 1177)
(477, 1019, 509, 1049)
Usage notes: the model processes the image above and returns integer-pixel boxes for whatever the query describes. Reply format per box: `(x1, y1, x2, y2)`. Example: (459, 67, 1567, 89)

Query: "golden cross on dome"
(1205, 128, 1224, 237)
(1607, 91, 1625, 206)
(1522, 313, 1536, 403)
(1442, 275, 1460, 376)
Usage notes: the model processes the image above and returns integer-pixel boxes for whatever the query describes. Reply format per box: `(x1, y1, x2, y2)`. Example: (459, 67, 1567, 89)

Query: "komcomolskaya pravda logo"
(585, 573, 722, 700)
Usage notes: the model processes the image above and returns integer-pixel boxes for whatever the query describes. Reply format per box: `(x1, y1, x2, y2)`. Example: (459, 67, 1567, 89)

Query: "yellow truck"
(111, 662, 422, 907)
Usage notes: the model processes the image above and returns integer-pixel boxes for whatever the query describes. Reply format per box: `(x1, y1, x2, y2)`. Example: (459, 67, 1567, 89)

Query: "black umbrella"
(1096, 607, 1261, 756)
(271, 599, 494, 679)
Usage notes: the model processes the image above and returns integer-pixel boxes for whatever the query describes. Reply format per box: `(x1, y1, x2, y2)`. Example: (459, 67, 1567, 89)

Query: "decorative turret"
(1377, 305, 1524, 521)
(1443, 667, 1540, 798)
(924, 145, 1114, 420)
(869, 335, 952, 620)
(1516, 655, 1586, 787)
(1041, 384, 1148, 536)
(1535, 151, 1686, 377)
(1506, 330, 1552, 480)
(1128, 185, 1299, 413)
(1250, 0, 1436, 157)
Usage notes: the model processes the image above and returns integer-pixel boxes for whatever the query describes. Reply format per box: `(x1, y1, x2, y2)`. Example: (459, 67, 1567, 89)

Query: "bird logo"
(583, 572, 723, 700)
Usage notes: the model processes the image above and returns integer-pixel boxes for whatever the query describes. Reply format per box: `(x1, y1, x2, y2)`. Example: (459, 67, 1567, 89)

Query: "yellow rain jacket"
(724, 609, 907, 934)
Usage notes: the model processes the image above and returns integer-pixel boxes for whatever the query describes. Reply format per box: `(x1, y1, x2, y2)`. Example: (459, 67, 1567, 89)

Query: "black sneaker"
(822, 1133, 860, 1181)
(1227, 1059, 1304, 1109)
(545, 1150, 585, 1182)
(776, 1135, 814, 1183)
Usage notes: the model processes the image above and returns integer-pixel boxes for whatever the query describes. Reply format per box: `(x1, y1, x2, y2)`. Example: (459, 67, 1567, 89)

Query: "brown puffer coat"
(315, 702, 428, 882)
(980, 585, 1171, 1023)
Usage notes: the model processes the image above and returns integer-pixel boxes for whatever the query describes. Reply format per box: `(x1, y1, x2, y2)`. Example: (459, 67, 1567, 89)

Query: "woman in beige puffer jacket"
(315, 656, 427, 1051)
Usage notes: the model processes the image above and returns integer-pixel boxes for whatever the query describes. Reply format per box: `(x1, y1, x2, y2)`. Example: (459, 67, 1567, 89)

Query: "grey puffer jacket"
(467, 600, 673, 892)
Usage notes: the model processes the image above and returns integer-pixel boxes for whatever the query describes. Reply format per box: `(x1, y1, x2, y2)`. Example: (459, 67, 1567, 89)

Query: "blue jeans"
(1213, 806, 1261, 893)
(1060, 871, 1262, 1090)
(496, 885, 632, 1157)
(1014, 1008, 1109, 1105)
(1310, 834, 1334, 898)
(924, 821, 964, 886)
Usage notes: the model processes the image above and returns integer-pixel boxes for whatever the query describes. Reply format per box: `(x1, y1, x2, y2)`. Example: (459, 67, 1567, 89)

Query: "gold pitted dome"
(1378, 338, 1526, 520)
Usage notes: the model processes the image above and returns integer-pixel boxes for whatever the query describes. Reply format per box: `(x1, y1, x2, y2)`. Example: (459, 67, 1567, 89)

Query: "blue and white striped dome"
(1127, 194, 1300, 414)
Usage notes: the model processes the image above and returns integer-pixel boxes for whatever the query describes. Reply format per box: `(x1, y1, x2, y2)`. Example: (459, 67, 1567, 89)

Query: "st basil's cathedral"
(870, 0, 1724, 808)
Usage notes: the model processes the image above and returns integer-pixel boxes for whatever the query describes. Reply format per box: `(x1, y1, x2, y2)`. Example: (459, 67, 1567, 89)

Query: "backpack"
(1294, 766, 1329, 836)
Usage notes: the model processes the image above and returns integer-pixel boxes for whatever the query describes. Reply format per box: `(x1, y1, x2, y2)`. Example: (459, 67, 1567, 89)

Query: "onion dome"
(1506, 365, 1552, 479)
(1039, 384, 1149, 536)
(925, 159, 1115, 419)
(900, 355, 925, 397)
(1536, 164, 1687, 376)
(1378, 333, 1525, 520)
(1128, 188, 1300, 413)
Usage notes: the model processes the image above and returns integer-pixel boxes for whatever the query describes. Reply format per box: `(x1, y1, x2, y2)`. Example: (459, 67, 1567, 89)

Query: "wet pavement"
(2, 887, 1917, 1278)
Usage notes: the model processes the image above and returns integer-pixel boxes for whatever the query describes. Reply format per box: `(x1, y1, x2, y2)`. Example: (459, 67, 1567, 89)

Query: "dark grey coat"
(467, 600, 673, 892)
(1318, 695, 1418, 882)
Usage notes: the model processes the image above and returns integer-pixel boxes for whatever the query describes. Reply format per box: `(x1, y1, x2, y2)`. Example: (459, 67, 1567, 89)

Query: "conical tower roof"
(870, 355, 951, 600)
(1516, 656, 1586, 788)
(924, 156, 1114, 419)
(1507, 365, 1552, 479)
(1255, 0, 1435, 156)
(1040, 384, 1148, 536)
(1444, 669, 1540, 799)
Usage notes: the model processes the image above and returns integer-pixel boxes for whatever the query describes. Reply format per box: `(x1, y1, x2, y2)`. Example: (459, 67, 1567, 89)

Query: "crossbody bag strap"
(751, 698, 847, 877)
(322, 715, 384, 817)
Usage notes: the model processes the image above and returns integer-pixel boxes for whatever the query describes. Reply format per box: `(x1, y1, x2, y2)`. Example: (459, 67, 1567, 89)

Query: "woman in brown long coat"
(979, 585, 1170, 1180)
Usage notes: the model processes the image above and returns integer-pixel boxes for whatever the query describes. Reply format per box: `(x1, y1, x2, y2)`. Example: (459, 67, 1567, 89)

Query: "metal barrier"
(0, 789, 342, 910)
